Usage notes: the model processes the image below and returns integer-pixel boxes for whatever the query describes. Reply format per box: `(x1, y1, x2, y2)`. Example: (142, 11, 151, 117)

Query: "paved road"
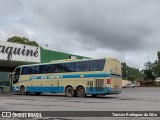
(0, 87, 160, 119)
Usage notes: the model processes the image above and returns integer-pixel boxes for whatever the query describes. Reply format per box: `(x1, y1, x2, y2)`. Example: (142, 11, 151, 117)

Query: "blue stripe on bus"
(12, 86, 64, 93)
(29, 73, 111, 80)
(62, 74, 80, 78)
(26, 86, 64, 93)
(62, 73, 110, 78)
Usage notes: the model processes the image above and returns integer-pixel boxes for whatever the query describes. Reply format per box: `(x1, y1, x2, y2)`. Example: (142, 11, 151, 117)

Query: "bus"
(10, 58, 122, 97)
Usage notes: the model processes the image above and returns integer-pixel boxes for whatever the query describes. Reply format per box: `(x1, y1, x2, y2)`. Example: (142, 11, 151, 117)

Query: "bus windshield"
(13, 67, 21, 84)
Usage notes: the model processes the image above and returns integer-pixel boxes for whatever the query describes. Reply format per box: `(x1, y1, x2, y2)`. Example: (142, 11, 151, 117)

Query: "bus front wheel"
(65, 86, 75, 97)
(20, 86, 26, 95)
(77, 86, 86, 98)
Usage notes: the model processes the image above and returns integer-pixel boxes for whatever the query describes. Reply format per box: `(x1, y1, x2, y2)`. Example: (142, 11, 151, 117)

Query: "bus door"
(9, 73, 14, 92)
(9, 67, 21, 92)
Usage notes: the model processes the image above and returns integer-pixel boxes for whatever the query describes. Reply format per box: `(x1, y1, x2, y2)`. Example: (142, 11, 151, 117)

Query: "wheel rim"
(68, 89, 72, 95)
(77, 87, 85, 97)
(66, 87, 74, 97)
(79, 90, 84, 95)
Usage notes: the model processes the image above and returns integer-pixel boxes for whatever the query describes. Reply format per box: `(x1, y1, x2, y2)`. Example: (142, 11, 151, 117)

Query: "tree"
(7, 36, 39, 47)
(153, 51, 160, 77)
(121, 62, 127, 78)
(121, 62, 143, 81)
(142, 51, 160, 86)
(143, 62, 155, 80)
(158, 51, 160, 60)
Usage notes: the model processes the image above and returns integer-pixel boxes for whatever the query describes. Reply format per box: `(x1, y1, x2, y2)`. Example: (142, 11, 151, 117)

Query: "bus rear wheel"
(77, 87, 86, 98)
(35, 92, 42, 95)
(65, 86, 75, 97)
(20, 86, 26, 95)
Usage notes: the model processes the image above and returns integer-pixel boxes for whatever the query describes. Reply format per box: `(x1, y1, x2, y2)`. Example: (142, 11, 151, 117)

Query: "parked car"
(122, 83, 135, 88)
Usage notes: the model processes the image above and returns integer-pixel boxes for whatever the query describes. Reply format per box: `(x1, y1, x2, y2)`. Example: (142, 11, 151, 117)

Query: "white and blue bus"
(10, 57, 122, 97)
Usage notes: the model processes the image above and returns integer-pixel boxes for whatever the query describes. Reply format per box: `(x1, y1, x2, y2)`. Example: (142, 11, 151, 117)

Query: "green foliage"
(121, 62, 143, 80)
(7, 36, 39, 47)
(143, 51, 160, 80)
(143, 62, 155, 80)
(121, 62, 127, 78)
(158, 51, 160, 60)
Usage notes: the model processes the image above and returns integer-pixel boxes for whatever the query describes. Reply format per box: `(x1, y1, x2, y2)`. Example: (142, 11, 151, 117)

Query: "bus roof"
(16, 57, 119, 68)
(16, 58, 104, 68)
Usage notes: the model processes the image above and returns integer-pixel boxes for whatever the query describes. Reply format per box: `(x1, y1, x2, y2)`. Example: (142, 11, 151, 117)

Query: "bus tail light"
(106, 79, 111, 84)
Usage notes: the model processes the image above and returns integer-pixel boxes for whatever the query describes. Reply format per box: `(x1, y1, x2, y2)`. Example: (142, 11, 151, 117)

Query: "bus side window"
(90, 61, 97, 71)
(31, 66, 39, 74)
(90, 59, 105, 71)
(63, 62, 75, 72)
(44, 65, 50, 73)
(22, 67, 30, 75)
(75, 61, 89, 72)
(29, 67, 33, 74)
(39, 65, 45, 74)
(55, 64, 64, 73)
(49, 64, 57, 73)
(34, 66, 39, 74)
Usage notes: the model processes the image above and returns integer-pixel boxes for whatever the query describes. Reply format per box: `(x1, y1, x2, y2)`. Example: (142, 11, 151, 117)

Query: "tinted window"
(89, 59, 105, 71)
(75, 61, 89, 72)
(31, 66, 39, 74)
(48, 64, 64, 73)
(22, 66, 40, 75)
(63, 62, 76, 72)
(15, 67, 21, 75)
(13, 67, 21, 83)
(55, 64, 64, 73)
(48, 64, 58, 73)
(39, 65, 50, 74)
(21, 67, 29, 75)
(20, 59, 105, 75)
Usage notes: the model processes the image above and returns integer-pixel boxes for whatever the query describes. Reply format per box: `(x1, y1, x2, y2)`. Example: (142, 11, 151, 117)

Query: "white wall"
(0, 40, 40, 62)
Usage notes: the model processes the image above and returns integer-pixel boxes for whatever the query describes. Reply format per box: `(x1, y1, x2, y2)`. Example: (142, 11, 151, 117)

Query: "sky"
(0, 0, 160, 69)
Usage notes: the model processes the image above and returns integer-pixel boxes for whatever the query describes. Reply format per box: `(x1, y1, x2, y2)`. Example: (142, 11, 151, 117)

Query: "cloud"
(0, 0, 160, 68)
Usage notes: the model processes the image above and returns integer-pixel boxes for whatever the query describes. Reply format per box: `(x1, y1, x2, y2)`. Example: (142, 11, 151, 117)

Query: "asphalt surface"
(0, 87, 160, 120)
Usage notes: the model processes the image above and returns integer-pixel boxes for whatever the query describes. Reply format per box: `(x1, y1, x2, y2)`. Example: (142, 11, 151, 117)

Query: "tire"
(35, 92, 42, 95)
(26, 92, 30, 95)
(77, 87, 86, 98)
(65, 86, 75, 97)
(20, 86, 26, 95)
(91, 94, 97, 97)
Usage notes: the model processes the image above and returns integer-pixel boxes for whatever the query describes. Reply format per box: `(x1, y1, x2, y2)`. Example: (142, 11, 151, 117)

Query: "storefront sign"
(0, 41, 40, 62)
